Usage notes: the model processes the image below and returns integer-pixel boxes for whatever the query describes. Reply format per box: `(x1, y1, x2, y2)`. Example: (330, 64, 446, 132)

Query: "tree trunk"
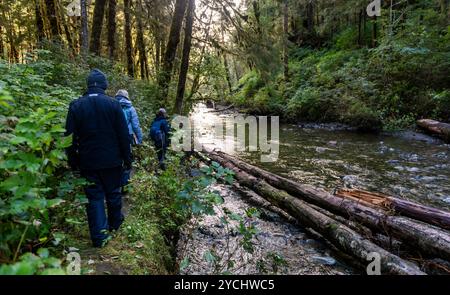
(223, 53, 233, 94)
(45, 0, 60, 40)
(206, 150, 450, 261)
(174, 0, 195, 114)
(35, 0, 45, 42)
(357, 9, 363, 46)
(58, 1, 74, 52)
(136, 0, 149, 80)
(371, 16, 377, 48)
(124, 0, 134, 77)
(159, 0, 188, 100)
(306, 0, 314, 36)
(199, 151, 425, 275)
(0, 24, 3, 59)
(107, 0, 117, 59)
(417, 119, 450, 143)
(90, 0, 107, 55)
(80, 0, 89, 54)
(283, 0, 289, 81)
(155, 30, 161, 75)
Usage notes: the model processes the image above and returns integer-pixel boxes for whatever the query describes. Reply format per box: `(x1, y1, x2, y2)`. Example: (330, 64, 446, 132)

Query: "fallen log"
(336, 189, 450, 230)
(417, 119, 450, 143)
(199, 152, 425, 275)
(206, 149, 450, 261)
(232, 183, 298, 224)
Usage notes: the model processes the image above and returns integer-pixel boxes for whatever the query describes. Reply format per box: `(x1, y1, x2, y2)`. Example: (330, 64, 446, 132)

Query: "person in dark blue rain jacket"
(149, 108, 170, 169)
(65, 69, 132, 248)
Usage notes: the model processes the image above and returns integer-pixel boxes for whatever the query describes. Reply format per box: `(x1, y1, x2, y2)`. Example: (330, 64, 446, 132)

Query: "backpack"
(150, 119, 166, 147)
(121, 105, 138, 145)
(122, 106, 132, 127)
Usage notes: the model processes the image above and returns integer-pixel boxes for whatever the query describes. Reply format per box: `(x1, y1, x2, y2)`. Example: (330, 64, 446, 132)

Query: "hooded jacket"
(116, 95, 143, 145)
(65, 69, 132, 170)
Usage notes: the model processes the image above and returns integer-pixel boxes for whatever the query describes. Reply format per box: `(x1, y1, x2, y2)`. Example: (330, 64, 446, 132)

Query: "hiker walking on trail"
(115, 89, 143, 145)
(149, 108, 170, 170)
(116, 89, 143, 187)
(65, 69, 132, 248)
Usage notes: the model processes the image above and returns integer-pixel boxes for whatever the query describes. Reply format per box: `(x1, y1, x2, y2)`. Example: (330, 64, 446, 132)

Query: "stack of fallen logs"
(197, 148, 450, 275)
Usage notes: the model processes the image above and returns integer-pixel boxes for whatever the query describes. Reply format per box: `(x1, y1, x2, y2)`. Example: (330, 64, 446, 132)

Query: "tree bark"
(371, 16, 377, 48)
(174, 0, 195, 114)
(283, 0, 289, 81)
(136, 0, 149, 80)
(124, 0, 134, 77)
(222, 52, 233, 94)
(90, 0, 107, 55)
(206, 150, 450, 261)
(107, 0, 117, 59)
(306, 0, 315, 36)
(199, 151, 426, 275)
(417, 119, 450, 143)
(80, 0, 89, 54)
(0, 24, 3, 59)
(45, 0, 60, 40)
(35, 0, 45, 42)
(357, 9, 363, 46)
(159, 0, 188, 100)
(58, 1, 75, 52)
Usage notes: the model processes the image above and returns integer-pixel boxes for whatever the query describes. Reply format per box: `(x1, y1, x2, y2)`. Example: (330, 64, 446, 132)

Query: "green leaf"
(179, 257, 190, 271)
(37, 248, 49, 259)
(203, 251, 216, 264)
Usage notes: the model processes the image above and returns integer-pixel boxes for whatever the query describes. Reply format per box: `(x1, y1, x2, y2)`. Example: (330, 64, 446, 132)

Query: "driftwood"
(417, 119, 450, 143)
(205, 149, 450, 261)
(336, 189, 450, 230)
(198, 151, 426, 275)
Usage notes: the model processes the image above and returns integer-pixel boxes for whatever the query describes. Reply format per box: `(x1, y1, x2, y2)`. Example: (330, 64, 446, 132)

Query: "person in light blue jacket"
(116, 90, 143, 188)
(115, 89, 143, 145)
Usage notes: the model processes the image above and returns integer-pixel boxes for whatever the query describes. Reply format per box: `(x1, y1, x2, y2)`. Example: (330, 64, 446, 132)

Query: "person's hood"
(117, 96, 132, 108)
(87, 69, 108, 90)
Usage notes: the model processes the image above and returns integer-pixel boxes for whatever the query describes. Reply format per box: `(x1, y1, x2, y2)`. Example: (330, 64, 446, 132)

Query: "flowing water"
(177, 104, 450, 275)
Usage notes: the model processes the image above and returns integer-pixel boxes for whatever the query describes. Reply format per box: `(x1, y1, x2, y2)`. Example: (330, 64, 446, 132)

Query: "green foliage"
(0, 60, 87, 274)
(224, 1, 450, 131)
(0, 248, 65, 275)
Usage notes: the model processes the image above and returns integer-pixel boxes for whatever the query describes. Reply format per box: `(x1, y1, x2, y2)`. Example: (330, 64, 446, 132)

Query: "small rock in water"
(443, 197, 450, 204)
(312, 256, 336, 266)
(327, 141, 338, 147)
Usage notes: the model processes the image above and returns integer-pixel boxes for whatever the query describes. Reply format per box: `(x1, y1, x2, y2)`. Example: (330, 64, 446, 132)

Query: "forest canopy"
(1, 0, 449, 130)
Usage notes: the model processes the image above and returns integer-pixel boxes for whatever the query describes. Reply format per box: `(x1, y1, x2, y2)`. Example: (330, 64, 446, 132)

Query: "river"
(177, 103, 450, 275)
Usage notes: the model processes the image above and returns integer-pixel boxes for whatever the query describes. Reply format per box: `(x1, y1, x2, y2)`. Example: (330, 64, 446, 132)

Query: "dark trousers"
(154, 137, 167, 169)
(81, 167, 124, 247)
